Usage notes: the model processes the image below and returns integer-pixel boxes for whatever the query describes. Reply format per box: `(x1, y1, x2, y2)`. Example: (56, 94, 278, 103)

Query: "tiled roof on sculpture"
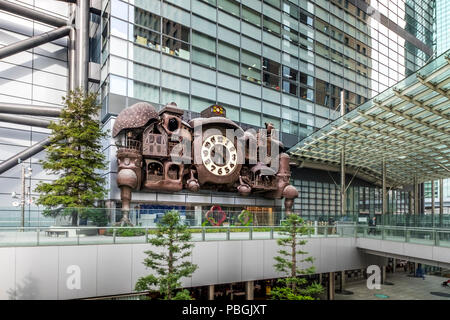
(112, 102, 158, 137)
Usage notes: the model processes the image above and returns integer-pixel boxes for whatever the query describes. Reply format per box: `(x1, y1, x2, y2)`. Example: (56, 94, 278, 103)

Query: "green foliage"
(237, 209, 253, 226)
(271, 214, 323, 300)
(81, 208, 108, 227)
(135, 210, 198, 300)
(106, 228, 146, 237)
(35, 89, 108, 225)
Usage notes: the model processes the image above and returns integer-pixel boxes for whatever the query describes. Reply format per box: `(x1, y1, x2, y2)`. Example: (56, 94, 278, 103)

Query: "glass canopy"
(288, 50, 450, 187)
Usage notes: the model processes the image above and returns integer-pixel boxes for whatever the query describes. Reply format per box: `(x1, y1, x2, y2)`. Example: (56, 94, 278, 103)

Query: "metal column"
(439, 178, 444, 227)
(207, 285, 214, 300)
(245, 281, 254, 300)
(0, 26, 72, 60)
(0, 1, 67, 27)
(382, 158, 387, 215)
(409, 191, 413, 215)
(0, 138, 51, 175)
(0, 103, 61, 116)
(76, 0, 90, 90)
(340, 90, 346, 217)
(0, 114, 51, 128)
(431, 180, 435, 227)
(328, 272, 335, 300)
(69, 26, 77, 91)
(414, 177, 419, 215)
(341, 149, 345, 216)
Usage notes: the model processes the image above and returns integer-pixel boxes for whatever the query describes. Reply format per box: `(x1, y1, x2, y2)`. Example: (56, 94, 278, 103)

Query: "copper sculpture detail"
(113, 102, 298, 225)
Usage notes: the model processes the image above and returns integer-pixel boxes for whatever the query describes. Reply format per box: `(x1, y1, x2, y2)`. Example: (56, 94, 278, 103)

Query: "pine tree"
(271, 214, 323, 300)
(135, 210, 198, 300)
(35, 89, 108, 226)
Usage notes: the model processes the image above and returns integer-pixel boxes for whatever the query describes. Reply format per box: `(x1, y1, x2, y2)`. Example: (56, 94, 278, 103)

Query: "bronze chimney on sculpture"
(113, 102, 298, 225)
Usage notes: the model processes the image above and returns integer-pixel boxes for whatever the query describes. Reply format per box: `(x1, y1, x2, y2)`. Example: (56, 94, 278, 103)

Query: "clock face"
(201, 134, 237, 176)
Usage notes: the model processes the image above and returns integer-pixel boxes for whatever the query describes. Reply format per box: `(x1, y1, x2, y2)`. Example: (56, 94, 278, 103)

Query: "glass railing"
(0, 224, 355, 247)
(2, 224, 448, 248)
(2, 207, 449, 229)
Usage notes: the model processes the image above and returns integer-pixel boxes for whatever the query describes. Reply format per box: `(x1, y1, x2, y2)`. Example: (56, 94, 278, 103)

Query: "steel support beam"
(440, 178, 444, 227)
(0, 114, 51, 128)
(409, 191, 413, 214)
(0, 1, 68, 27)
(341, 149, 345, 216)
(0, 26, 72, 60)
(328, 272, 335, 300)
(69, 26, 76, 91)
(382, 158, 387, 215)
(76, 0, 90, 90)
(414, 177, 419, 215)
(0, 103, 61, 117)
(431, 180, 435, 227)
(340, 90, 346, 216)
(0, 138, 51, 175)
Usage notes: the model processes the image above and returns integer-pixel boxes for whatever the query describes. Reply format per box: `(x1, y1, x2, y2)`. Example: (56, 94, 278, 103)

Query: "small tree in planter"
(271, 213, 323, 300)
(135, 210, 198, 300)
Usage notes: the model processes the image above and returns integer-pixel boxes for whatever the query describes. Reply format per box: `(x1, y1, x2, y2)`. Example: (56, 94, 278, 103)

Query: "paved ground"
(336, 271, 450, 300)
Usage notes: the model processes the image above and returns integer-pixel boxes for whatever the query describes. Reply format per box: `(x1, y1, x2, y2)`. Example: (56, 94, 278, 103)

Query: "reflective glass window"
(133, 26, 160, 50)
(263, 72, 280, 90)
(263, 58, 280, 76)
(162, 36, 190, 59)
(135, 7, 160, 31)
(242, 6, 261, 26)
(192, 48, 216, 68)
(192, 31, 216, 53)
(282, 80, 297, 95)
(218, 0, 240, 16)
(163, 18, 190, 42)
(282, 66, 297, 81)
(218, 57, 239, 76)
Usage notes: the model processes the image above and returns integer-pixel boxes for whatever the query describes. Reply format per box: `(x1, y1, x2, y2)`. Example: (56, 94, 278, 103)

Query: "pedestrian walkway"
(336, 272, 450, 300)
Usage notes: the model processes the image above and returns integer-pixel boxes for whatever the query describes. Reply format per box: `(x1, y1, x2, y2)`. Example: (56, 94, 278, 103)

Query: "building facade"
(0, 0, 440, 225)
(0, 0, 70, 213)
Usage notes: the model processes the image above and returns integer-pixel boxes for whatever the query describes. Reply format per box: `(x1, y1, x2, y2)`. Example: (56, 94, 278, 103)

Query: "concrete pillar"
(328, 272, 335, 300)
(245, 281, 254, 300)
(381, 266, 386, 284)
(207, 285, 214, 300)
(392, 259, 396, 273)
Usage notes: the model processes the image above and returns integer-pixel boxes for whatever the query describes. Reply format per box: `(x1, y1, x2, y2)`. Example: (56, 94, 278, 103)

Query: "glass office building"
(98, 0, 435, 217)
(435, 0, 450, 56)
(0, 1, 70, 209)
(422, 0, 450, 214)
